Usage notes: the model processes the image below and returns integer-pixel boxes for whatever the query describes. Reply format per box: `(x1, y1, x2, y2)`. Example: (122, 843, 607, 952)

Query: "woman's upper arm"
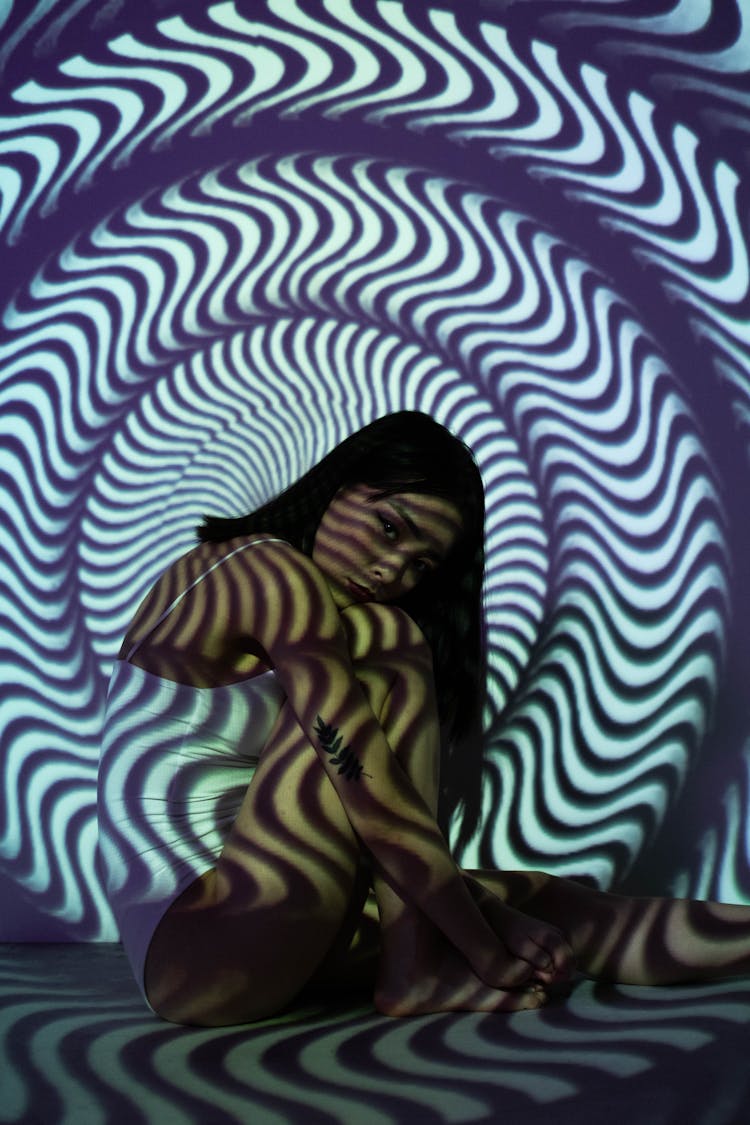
(232, 539, 345, 663)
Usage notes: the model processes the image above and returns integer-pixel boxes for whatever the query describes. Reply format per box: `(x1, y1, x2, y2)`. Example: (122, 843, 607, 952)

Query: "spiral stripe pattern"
(0, 0, 747, 938)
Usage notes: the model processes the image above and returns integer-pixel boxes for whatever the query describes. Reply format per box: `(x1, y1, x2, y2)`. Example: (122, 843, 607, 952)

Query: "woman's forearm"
(273, 652, 507, 980)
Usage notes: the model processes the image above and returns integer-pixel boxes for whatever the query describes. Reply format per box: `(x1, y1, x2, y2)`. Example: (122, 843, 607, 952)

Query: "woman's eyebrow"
(387, 501, 442, 559)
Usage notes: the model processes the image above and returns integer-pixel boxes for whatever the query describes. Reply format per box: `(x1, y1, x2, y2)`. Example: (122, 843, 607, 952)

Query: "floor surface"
(1, 944, 749, 1123)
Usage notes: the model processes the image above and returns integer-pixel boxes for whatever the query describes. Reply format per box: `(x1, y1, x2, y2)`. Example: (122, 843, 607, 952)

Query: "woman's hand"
(374, 890, 550, 1017)
(463, 875, 575, 987)
(375, 924, 549, 1017)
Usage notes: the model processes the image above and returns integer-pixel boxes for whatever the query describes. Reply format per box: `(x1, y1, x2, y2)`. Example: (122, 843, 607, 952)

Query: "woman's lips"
(346, 579, 374, 602)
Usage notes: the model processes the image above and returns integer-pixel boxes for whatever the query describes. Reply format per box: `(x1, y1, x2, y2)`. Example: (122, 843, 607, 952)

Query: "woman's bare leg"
(347, 611, 570, 1015)
(468, 869, 750, 985)
(144, 690, 367, 1025)
(144, 604, 549, 1026)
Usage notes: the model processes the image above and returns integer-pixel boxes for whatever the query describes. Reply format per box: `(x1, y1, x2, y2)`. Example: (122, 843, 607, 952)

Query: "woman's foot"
(375, 938, 547, 1015)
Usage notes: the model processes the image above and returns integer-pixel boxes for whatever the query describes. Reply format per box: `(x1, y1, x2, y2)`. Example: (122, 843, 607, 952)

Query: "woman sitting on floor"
(98, 411, 750, 1026)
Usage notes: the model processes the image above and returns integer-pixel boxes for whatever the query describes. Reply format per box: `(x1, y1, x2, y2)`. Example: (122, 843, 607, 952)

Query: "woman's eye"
(379, 516, 397, 539)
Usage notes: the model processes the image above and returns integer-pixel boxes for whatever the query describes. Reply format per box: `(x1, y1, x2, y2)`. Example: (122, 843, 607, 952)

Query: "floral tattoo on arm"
(314, 716, 371, 781)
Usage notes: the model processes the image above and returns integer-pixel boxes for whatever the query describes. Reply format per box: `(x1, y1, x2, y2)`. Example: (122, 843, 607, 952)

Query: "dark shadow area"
(2, 943, 749, 1124)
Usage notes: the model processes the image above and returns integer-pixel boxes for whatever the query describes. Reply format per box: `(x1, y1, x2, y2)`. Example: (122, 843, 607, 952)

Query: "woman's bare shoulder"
(184, 533, 296, 563)
(160, 534, 310, 583)
(123, 536, 308, 631)
(119, 535, 333, 675)
(193, 535, 320, 578)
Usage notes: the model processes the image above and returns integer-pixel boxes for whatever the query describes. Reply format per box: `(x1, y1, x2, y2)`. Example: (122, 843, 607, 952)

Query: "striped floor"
(2, 944, 749, 1124)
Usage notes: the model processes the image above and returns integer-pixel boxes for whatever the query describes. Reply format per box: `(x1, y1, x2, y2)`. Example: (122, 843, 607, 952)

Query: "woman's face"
(312, 483, 464, 608)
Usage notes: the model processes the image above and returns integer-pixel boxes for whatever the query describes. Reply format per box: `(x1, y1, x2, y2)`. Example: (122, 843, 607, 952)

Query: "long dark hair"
(197, 411, 486, 831)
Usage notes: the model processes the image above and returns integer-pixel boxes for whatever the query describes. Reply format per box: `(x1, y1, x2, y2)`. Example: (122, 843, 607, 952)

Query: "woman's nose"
(372, 553, 403, 583)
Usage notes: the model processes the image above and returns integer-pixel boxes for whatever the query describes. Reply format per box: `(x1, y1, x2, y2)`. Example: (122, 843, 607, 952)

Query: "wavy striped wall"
(0, 0, 748, 939)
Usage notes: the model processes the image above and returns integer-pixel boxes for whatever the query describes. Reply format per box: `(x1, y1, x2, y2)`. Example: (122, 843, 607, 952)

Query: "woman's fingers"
(521, 930, 575, 982)
(475, 893, 576, 985)
(512, 931, 575, 984)
(474, 945, 541, 989)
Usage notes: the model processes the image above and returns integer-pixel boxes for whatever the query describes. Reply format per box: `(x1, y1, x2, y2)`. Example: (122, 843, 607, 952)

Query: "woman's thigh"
(143, 694, 365, 1025)
(144, 604, 436, 1025)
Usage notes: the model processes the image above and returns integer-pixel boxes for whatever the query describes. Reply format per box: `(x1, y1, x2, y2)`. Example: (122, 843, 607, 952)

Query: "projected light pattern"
(2, 945, 750, 1123)
(671, 742, 750, 905)
(0, 0, 748, 938)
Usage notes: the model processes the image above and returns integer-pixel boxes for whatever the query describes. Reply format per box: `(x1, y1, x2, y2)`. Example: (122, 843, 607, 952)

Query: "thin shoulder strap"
(124, 538, 288, 661)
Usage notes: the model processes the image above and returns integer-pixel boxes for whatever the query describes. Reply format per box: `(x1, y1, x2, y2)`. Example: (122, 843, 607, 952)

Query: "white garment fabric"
(97, 540, 287, 1001)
